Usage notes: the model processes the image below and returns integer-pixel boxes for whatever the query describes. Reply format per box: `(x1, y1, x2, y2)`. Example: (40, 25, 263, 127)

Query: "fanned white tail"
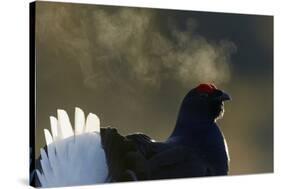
(36, 108, 108, 188)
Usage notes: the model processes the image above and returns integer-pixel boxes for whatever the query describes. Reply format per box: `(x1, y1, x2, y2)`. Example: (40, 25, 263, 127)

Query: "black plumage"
(100, 83, 231, 182)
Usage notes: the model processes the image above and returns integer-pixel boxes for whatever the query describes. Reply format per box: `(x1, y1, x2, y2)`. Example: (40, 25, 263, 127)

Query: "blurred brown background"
(34, 2, 273, 175)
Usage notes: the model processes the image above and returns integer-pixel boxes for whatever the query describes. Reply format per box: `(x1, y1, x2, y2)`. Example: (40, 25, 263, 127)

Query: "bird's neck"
(168, 111, 215, 139)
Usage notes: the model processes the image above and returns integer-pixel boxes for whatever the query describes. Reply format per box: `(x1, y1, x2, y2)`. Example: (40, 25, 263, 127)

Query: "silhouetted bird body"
(33, 83, 231, 187)
(101, 83, 231, 181)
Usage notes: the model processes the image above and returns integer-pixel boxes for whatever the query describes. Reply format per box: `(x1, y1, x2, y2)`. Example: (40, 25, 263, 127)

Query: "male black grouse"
(33, 83, 231, 187)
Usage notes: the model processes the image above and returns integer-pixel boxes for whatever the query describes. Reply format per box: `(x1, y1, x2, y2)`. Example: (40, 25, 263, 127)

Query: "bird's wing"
(100, 127, 137, 182)
(125, 134, 208, 178)
(148, 146, 188, 166)
(36, 107, 108, 188)
(125, 133, 157, 158)
(120, 133, 208, 179)
(148, 146, 208, 179)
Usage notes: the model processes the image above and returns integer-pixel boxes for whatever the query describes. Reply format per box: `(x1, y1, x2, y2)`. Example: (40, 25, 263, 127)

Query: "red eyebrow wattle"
(195, 83, 217, 93)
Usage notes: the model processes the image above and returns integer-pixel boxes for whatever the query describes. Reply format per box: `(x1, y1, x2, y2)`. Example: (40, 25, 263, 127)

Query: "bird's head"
(178, 83, 231, 123)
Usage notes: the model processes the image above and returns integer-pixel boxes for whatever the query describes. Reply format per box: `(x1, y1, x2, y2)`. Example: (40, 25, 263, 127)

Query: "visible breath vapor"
(34, 3, 274, 175)
(36, 3, 236, 90)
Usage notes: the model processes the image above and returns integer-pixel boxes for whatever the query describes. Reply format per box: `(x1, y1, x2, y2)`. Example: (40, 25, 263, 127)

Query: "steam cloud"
(36, 3, 236, 90)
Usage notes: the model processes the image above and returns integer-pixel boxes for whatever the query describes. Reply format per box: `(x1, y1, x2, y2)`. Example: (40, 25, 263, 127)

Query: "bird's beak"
(214, 91, 231, 101)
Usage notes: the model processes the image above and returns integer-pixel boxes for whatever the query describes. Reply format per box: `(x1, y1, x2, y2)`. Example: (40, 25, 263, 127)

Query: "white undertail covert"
(36, 108, 109, 187)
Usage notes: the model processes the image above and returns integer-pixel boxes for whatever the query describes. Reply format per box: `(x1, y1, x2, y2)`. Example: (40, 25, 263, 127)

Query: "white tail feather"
(50, 116, 58, 141)
(85, 113, 100, 133)
(36, 108, 108, 187)
(75, 107, 85, 135)
(44, 129, 53, 146)
(57, 109, 74, 139)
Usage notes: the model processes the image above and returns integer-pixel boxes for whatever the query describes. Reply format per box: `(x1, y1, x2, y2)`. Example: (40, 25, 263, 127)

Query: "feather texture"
(85, 113, 100, 133)
(43, 129, 53, 146)
(57, 109, 74, 138)
(75, 107, 85, 135)
(50, 116, 58, 141)
(36, 108, 108, 187)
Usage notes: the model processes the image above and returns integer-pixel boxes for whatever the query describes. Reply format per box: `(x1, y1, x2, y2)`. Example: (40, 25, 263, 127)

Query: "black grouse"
(100, 83, 231, 182)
